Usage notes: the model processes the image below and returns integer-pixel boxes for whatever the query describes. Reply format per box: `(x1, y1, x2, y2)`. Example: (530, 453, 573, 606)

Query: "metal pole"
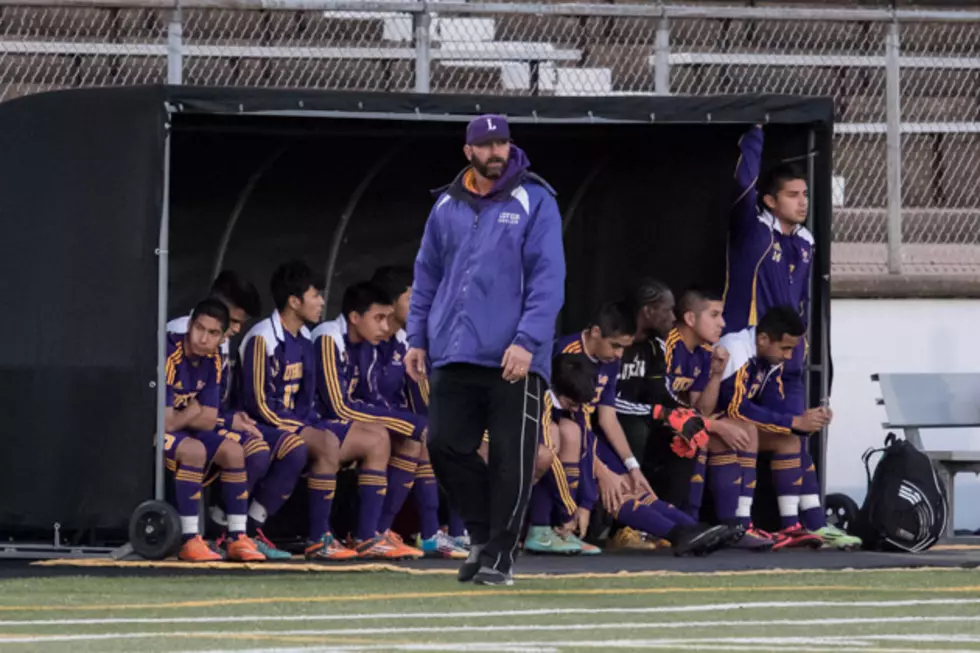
(167, 6, 183, 85)
(654, 14, 670, 95)
(885, 18, 902, 275)
(155, 118, 173, 502)
(321, 141, 409, 316)
(414, 6, 431, 93)
(212, 144, 290, 280)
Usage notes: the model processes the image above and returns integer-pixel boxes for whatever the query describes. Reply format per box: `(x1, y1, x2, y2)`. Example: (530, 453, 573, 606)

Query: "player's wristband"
(624, 456, 640, 471)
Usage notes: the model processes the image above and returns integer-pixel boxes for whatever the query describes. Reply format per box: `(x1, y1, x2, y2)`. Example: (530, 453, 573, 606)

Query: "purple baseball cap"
(466, 114, 510, 145)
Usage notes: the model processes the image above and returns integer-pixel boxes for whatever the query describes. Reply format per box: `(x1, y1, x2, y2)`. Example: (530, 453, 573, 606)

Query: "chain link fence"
(0, 1, 977, 280)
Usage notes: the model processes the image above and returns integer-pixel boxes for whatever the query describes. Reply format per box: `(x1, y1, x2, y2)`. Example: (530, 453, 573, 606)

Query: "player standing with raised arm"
(405, 114, 565, 586)
(724, 125, 836, 539)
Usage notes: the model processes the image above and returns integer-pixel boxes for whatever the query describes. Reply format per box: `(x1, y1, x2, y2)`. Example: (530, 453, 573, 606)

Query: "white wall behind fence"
(827, 298, 980, 530)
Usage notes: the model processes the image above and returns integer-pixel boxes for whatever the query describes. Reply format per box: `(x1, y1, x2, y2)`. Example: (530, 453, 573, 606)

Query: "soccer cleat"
(523, 525, 582, 554)
(253, 528, 293, 561)
(473, 566, 514, 586)
(731, 525, 776, 551)
(458, 544, 484, 583)
(810, 524, 862, 550)
(670, 523, 729, 557)
(418, 531, 469, 559)
(305, 533, 358, 561)
(355, 531, 420, 560)
(383, 530, 425, 559)
(224, 534, 267, 562)
(564, 533, 601, 555)
(608, 526, 662, 551)
(772, 523, 824, 550)
(453, 533, 471, 550)
(178, 535, 224, 562)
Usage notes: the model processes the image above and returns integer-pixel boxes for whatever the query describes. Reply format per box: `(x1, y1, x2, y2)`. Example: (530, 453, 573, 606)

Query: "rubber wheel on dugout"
(824, 493, 860, 534)
(129, 500, 182, 560)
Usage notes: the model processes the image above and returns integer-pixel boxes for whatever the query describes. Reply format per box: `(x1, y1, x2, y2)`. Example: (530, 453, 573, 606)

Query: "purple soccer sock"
(650, 498, 696, 526)
(243, 438, 272, 495)
(307, 472, 337, 542)
(529, 481, 554, 527)
(798, 442, 826, 531)
(738, 452, 758, 528)
(708, 450, 742, 523)
(220, 467, 249, 537)
(413, 462, 441, 540)
(614, 493, 677, 540)
(448, 509, 466, 537)
(174, 464, 204, 541)
(378, 455, 419, 533)
(249, 434, 307, 534)
(772, 453, 804, 529)
(357, 469, 388, 541)
(685, 449, 707, 519)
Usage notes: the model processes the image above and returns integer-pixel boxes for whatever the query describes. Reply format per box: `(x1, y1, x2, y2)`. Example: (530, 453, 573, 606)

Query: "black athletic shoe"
(670, 523, 729, 557)
(457, 545, 484, 583)
(473, 566, 514, 586)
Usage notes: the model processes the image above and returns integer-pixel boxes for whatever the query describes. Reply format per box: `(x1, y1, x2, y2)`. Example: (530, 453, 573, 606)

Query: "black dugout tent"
(0, 86, 833, 547)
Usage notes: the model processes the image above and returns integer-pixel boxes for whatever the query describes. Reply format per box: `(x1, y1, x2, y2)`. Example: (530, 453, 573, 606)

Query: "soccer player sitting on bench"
(664, 287, 773, 551)
(370, 266, 470, 558)
(311, 281, 425, 559)
(166, 271, 278, 556)
(551, 353, 732, 557)
(164, 298, 265, 562)
(239, 260, 358, 562)
(717, 305, 861, 550)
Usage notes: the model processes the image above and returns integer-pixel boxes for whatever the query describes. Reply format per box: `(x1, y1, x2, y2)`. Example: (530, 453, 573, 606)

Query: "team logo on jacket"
(498, 212, 521, 225)
(392, 352, 403, 366)
(801, 247, 810, 263)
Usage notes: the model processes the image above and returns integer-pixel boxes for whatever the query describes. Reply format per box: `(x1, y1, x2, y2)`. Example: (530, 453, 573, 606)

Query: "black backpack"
(853, 433, 948, 553)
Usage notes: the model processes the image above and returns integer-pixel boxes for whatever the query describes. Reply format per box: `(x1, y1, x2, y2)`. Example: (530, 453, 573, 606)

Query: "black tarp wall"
(0, 86, 833, 542)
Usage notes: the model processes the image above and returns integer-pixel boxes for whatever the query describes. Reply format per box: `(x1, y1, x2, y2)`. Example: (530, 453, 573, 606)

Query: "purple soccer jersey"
(664, 328, 713, 396)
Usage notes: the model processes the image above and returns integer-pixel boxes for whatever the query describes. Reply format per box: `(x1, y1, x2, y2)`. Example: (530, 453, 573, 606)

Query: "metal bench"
(872, 372, 980, 538)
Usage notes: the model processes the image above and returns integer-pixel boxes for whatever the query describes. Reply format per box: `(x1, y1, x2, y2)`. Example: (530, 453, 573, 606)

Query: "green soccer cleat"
(810, 524, 862, 550)
(253, 529, 294, 560)
(564, 532, 602, 556)
(523, 525, 582, 554)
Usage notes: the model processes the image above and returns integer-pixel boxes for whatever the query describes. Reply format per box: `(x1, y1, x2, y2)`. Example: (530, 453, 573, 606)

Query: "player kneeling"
(164, 299, 265, 562)
(551, 354, 731, 557)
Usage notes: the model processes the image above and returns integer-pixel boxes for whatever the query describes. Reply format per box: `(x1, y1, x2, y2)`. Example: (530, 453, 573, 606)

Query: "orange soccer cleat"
(178, 535, 223, 562)
(224, 534, 267, 562)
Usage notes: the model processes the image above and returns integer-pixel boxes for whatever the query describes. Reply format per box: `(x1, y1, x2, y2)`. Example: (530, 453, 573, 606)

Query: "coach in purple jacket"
(404, 115, 565, 586)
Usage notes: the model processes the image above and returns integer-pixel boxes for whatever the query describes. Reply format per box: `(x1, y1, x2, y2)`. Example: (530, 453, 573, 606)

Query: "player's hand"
(404, 348, 427, 383)
(597, 468, 628, 514)
(573, 507, 591, 536)
(710, 345, 729, 378)
(628, 468, 653, 496)
(712, 420, 750, 451)
(793, 408, 831, 433)
(501, 344, 532, 383)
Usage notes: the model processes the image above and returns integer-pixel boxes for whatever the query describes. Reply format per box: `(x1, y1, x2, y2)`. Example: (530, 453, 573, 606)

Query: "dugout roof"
(0, 85, 833, 539)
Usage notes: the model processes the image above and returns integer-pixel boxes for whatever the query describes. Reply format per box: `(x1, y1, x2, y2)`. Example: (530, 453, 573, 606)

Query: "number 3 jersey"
(165, 333, 222, 414)
(238, 311, 316, 433)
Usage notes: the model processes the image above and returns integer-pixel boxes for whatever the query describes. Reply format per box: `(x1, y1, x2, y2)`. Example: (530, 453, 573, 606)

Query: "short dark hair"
(757, 305, 806, 342)
(342, 281, 392, 320)
(590, 300, 636, 338)
(551, 353, 598, 406)
(758, 163, 807, 209)
(677, 286, 723, 322)
(270, 260, 325, 312)
(191, 297, 230, 333)
(370, 266, 413, 301)
(211, 270, 261, 318)
(627, 277, 671, 315)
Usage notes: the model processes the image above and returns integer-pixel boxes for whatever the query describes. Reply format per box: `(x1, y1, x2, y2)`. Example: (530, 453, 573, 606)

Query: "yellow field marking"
(2, 584, 980, 613)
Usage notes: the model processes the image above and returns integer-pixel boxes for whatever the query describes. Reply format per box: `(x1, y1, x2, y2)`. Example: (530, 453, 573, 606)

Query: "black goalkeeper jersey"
(615, 334, 679, 416)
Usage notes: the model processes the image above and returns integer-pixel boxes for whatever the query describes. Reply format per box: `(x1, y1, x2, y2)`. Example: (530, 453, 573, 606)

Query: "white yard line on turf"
(171, 640, 980, 653)
(3, 598, 979, 627)
(3, 615, 980, 644)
